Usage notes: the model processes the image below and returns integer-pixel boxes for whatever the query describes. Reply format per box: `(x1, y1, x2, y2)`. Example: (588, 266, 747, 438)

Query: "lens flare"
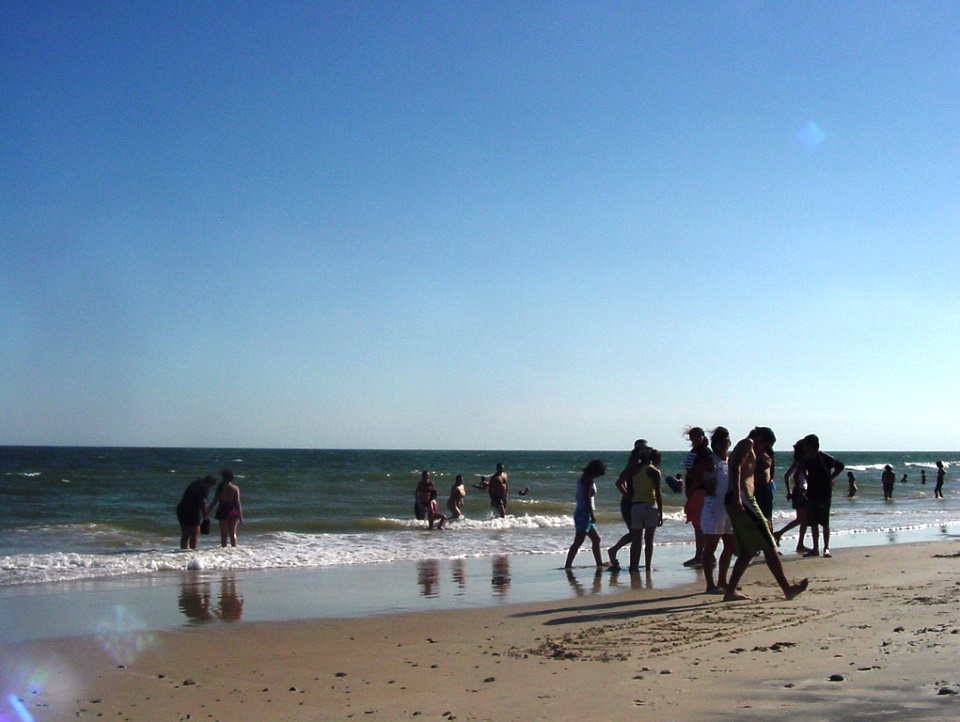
(797, 121, 825, 149)
(93, 606, 155, 666)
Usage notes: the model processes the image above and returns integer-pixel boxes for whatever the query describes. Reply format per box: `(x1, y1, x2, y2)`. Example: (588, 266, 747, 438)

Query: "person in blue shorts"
(564, 459, 607, 568)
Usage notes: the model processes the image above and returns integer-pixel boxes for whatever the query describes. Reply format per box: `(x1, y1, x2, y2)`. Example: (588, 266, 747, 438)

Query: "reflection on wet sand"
(179, 573, 245, 623)
(491, 555, 510, 596)
(417, 559, 440, 598)
(216, 573, 244, 621)
(178, 578, 213, 623)
(451, 558, 466, 594)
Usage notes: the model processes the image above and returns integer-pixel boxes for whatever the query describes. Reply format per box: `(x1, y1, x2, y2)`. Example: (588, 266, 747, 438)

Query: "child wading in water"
(564, 459, 607, 568)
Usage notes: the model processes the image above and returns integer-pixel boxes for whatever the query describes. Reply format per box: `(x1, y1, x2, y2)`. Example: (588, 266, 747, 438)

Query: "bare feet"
(723, 590, 750, 602)
(785, 578, 809, 600)
(682, 557, 703, 568)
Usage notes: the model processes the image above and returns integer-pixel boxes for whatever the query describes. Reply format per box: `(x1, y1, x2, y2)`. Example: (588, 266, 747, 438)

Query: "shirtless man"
(488, 463, 508, 518)
(752, 437, 776, 526)
(724, 427, 808, 602)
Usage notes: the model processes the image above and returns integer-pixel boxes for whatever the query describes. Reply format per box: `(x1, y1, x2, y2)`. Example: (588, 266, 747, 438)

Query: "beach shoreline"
(4, 534, 960, 720)
(1, 524, 958, 645)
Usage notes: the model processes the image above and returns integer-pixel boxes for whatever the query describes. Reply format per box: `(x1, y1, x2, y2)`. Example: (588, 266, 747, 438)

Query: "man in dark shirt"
(801, 434, 844, 558)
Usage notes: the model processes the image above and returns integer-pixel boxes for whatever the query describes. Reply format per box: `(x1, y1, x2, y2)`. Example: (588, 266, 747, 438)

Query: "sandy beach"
(4, 538, 960, 721)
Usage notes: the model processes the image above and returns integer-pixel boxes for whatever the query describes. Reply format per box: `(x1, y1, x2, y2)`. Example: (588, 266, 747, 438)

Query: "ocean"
(1, 446, 958, 587)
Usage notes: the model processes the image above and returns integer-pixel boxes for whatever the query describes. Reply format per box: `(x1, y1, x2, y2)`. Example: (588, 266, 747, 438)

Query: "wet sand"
(4, 538, 960, 721)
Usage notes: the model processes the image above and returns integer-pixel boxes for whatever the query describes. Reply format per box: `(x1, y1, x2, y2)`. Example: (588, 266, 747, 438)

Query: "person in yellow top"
(629, 449, 664, 572)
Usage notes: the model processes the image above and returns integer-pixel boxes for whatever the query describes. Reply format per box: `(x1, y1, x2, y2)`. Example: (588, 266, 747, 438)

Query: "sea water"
(1, 446, 958, 586)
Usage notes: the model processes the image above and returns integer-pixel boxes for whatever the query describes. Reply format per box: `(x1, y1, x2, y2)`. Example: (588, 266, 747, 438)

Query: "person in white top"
(700, 427, 735, 594)
(563, 459, 607, 569)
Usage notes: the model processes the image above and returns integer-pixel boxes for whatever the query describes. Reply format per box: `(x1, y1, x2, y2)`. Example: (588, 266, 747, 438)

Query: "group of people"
(414, 463, 517, 529)
(176, 469, 243, 549)
(564, 427, 846, 602)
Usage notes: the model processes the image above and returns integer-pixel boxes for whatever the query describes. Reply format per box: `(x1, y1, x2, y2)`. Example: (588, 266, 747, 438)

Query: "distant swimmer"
(518, 487, 530, 496)
(473, 475, 488, 490)
(900, 473, 908, 484)
(881, 465, 895, 501)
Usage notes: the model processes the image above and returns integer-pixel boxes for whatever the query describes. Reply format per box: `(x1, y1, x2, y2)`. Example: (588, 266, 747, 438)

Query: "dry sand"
(6, 540, 960, 721)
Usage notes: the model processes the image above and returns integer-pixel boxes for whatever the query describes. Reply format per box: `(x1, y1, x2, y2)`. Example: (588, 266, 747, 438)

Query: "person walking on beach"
(447, 475, 466, 519)
(682, 427, 711, 567)
(753, 435, 776, 527)
(700, 427, 735, 594)
(798, 434, 845, 558)
(935, 461, 945, 499)
(176, 475, 216, 550)
(774, 440, 811, 553)
(881, 465, 896, 501)
(210, 469, 243, 547)
(628, 449, 664, 572)
(847, 470, 858, 497)
(607, 439, 651, 568)
(489, 463, 509, 517)
(724, 427, 808, 602)
(563, 459, 607, 568)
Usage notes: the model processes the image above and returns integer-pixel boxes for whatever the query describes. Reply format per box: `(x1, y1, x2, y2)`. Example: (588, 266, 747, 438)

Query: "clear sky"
(2, 2, 958, 451)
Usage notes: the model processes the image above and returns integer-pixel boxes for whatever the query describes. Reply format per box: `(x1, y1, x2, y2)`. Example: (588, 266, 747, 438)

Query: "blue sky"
(2, 1, 958, 451)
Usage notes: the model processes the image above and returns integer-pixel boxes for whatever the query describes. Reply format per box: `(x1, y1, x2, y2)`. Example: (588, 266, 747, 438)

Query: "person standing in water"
(447, 475, 466, 519)
(177, 475, 216, 550)
(682, 427, 711, 567)
(881, 465, 896, 501)
(210, 469, 243, 547)
(798, 434, 845, 558)
(488, 463, 509, 518)
(563, 459, 607, 569)
(607, 439, 651, 569)
(846, 470, 858, 497)
(935, 461, 946, 499)
(628, 449, 664, 572)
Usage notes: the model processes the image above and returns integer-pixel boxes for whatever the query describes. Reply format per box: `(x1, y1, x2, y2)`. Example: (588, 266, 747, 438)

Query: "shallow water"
(1, 447, 957, 586)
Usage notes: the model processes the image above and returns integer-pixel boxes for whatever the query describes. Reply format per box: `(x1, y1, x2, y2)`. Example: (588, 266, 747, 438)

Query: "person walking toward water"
(700, 427, 735, 594)
(176, 475, 216, 550)
(881, 465, 896, 501)
(724, 427, 808, 602)
(775, 440, 811, 553)
(629, 449, 664, 572)
(607, 439, 651, 568)
(489, 463, 509, 517)
(447, 475, 466, 519)
(797, 434, 845, 558)
(210, 469, 243, 547)
(563, 459, 607, 568)
(935, 461, 945, 498)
